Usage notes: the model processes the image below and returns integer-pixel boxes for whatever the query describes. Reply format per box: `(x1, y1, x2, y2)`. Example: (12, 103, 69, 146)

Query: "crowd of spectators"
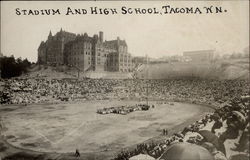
(0, 78, 249, 106)
(96, 104, 151, 115)
(114, 95, 250, 160)
(0, 78, 249, 160)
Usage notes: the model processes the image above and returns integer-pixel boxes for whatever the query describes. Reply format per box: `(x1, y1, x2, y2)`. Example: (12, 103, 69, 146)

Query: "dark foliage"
(0, 56, 31, 78)
(0, 142, 8, 152)
(3, 152, 46, 160)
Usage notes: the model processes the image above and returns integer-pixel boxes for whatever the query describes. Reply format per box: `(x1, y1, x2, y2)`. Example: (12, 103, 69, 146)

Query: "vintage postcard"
(0, 1, 249, 160)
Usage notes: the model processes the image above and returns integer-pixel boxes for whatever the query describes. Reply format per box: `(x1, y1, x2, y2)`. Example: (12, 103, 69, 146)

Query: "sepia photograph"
(0, 1, 249, 160)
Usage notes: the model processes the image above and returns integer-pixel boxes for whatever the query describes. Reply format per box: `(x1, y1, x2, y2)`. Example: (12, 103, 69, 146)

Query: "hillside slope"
(21, 58, 249, 80)
(134, 58, 249, 80)
(23, 65, 133, 79)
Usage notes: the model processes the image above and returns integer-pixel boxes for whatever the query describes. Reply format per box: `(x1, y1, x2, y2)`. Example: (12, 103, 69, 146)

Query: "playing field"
(0, 100, 213, 159)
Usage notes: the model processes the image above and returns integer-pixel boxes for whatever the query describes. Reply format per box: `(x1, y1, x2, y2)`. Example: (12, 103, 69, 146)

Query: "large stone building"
(38, 29, 133, 72)
(183, 50, 215, 62)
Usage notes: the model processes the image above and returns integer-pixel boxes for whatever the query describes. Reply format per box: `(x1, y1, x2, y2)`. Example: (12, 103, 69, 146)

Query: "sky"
(1, 1, 249, 62)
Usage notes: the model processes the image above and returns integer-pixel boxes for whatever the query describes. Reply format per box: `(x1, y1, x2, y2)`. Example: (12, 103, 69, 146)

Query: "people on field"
(75, 149, 80, 157)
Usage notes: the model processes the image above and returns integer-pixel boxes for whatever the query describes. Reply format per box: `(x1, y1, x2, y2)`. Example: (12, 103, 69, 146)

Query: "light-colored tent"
(159, 143, 214, 160)
(129, 154, 155, 160)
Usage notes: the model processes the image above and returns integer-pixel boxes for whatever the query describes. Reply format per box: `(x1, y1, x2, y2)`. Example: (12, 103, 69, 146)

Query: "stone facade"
(183, 50, 215, 62)
(38, 29, 133, 72)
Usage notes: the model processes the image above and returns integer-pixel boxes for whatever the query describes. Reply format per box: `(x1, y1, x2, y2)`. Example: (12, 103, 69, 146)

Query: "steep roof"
(104, 39, 127, 47)
(54, 30, 76, 38)
(38, 41, 46, 49)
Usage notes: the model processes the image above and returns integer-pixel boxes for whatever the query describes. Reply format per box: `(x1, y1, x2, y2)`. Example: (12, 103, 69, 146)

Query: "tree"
(0, 55, 32, 78)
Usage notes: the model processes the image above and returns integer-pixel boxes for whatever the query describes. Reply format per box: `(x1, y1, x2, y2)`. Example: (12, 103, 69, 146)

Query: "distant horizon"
(1, 1, 249, 62)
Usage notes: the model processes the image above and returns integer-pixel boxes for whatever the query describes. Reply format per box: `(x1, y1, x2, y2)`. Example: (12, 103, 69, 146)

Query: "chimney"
(99, 31, 103, 43)
(117, 37, 120, 45)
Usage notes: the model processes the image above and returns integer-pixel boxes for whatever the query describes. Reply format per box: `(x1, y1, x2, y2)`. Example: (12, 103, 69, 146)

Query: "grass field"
(0, 101, 213, 159)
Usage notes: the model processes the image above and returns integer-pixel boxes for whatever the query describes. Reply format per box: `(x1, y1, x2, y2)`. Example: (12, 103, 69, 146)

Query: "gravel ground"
(0, 101, 213, 160)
